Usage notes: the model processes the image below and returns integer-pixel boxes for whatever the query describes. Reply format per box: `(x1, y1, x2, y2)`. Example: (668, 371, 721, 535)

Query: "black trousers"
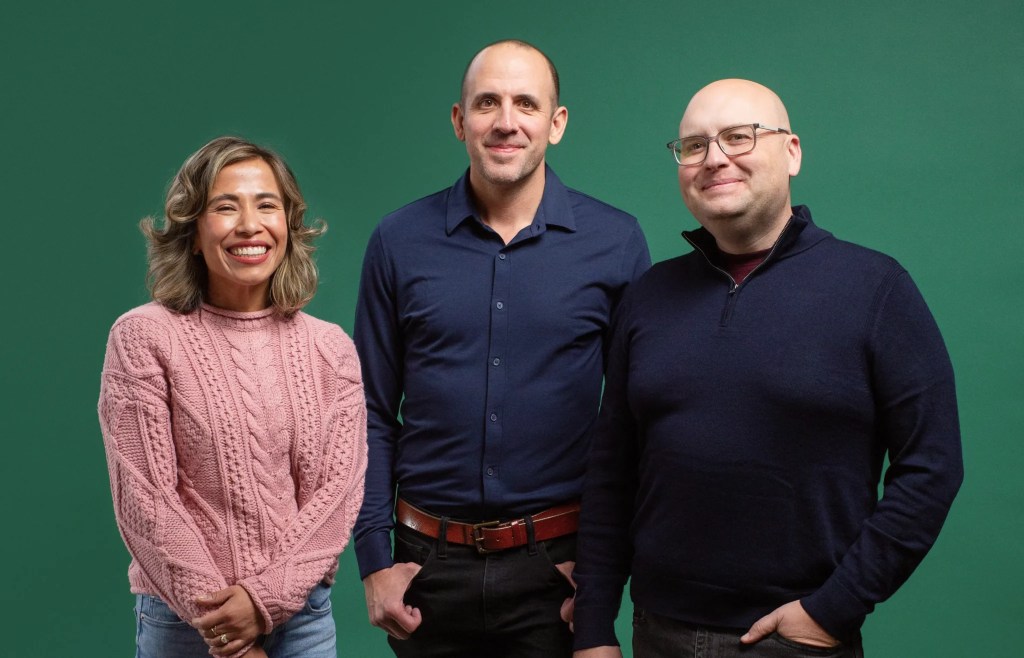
(387, 522, 576, 658)
(633, 609, 865, 658)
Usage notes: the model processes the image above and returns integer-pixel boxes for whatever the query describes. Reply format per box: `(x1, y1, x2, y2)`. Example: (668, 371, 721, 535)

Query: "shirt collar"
(445, 165, 578, 236)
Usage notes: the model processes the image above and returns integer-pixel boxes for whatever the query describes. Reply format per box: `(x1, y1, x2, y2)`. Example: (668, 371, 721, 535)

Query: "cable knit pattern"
(99, 302, 367, 646)
(227, 327, 294, 548)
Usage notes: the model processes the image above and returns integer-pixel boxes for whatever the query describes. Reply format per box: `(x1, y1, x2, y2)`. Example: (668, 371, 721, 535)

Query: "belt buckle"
(471, 520, 501, 554)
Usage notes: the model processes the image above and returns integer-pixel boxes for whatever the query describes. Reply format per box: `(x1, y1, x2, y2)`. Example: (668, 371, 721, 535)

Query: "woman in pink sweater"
(98, 137, 367, 658)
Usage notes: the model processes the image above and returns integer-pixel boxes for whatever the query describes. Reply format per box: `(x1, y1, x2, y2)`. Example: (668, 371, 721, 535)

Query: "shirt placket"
(482, 247, 510, 501)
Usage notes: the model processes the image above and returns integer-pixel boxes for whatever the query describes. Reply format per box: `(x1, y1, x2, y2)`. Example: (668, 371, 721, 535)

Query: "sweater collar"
(198, 302, 281, 330)
(682, 205, 830, 264)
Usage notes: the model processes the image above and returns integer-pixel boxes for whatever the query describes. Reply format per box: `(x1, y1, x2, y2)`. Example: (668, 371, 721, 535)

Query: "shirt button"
(496, 301, 504, 310)
(490, 413, 498, 422)
(486, 467, 495, 476)
(498, 254, 506, 260)
(492, 357, 500, 366)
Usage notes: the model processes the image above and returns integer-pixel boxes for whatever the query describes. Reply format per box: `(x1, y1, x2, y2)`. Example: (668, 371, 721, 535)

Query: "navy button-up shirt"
(353, 166, 650, 578)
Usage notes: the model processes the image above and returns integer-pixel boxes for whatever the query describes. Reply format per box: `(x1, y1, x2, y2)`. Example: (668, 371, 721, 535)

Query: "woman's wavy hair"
(140, 136, 325, 316)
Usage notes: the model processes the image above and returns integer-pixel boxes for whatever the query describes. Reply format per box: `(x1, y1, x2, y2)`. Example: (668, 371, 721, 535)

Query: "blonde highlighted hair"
(140, 136, 324, 316)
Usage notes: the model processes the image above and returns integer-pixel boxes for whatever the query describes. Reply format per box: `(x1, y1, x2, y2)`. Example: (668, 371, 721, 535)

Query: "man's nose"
(703, 139, 729, 167)
(494, 103, 517, 132)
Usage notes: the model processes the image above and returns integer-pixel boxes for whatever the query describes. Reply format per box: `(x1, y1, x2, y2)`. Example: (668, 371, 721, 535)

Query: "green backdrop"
(3, 1, 1021, 656)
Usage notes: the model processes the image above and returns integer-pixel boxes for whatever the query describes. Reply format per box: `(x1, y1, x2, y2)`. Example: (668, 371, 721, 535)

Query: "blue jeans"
(134, 583, 336, 658)
(632, 608, 864, 658)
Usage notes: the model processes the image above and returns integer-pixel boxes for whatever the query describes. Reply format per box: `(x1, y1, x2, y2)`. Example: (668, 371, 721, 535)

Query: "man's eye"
(723, 132, 752, 144)
(681, 140, 706, 154)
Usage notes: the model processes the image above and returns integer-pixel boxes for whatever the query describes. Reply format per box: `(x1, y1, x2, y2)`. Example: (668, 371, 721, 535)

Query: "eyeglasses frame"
(666, 123, 791, 166)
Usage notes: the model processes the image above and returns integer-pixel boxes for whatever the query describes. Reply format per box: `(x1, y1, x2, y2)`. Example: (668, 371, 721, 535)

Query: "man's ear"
(451, 103, 466, 142)
(786, 133, 802, 177)
(548, 105, 568, 145)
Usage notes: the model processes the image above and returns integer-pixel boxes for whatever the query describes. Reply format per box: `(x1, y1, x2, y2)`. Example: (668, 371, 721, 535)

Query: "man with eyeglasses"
(570, 79, 962, 657)
(352, 39, 650, 657)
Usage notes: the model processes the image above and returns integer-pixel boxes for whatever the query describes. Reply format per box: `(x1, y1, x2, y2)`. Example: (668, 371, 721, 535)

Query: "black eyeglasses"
(667, 123, 791, 166)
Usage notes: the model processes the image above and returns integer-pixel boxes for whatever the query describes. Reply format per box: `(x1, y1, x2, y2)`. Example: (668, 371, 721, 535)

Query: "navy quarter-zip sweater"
(573, 206, 963, 648)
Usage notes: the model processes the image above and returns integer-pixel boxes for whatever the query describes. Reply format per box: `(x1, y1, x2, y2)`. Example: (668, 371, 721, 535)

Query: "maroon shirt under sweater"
(719, 248, 771, 284)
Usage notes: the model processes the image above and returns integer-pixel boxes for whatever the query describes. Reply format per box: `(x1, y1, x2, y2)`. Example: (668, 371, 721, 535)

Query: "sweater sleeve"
(237, 325, 368, 631)
(572, 292, 639, 651)
(98, 313, 229, 622)
(801, 270, 964, 639)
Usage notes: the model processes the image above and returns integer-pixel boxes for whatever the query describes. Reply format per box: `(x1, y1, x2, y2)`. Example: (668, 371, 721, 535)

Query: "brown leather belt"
(396, 498, 580, 554)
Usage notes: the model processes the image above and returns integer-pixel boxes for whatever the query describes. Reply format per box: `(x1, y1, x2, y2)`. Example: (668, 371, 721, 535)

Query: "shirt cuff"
(355, 531, 395, 580)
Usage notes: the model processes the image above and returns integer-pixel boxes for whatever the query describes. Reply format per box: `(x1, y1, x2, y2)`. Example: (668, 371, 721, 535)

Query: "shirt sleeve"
(602, 221, 650, 368)
(352, 226, 406, 579)
(622, 222, 653, 284)
(97, 314, 230, 622)
(572, 291, 640, 650)
(801, 269, 964, 639)
(237, 326, 368, 631)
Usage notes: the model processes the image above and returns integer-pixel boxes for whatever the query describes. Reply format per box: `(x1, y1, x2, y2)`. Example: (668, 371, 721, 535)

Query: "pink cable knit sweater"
(98, 302, 366, 638)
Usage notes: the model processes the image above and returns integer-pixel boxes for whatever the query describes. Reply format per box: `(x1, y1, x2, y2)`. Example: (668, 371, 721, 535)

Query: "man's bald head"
(681, 79, 791, 137)
(460, 39, 560, 108)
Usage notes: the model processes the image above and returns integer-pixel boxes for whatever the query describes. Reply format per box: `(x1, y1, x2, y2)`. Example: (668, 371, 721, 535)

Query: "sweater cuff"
(355, 531, 395, 580)
(801, 576, 870, 642)
(223, 640, 257, 658)
(572, 604, 622, 651)
(236, 579, 277, 634)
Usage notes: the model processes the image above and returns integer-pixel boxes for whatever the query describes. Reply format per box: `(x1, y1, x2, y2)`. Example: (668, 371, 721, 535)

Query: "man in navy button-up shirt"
(353, 39, 650, 657)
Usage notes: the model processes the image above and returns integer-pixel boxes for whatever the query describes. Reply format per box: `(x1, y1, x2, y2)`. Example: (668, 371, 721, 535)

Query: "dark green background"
(3, 1, 1021, 655)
